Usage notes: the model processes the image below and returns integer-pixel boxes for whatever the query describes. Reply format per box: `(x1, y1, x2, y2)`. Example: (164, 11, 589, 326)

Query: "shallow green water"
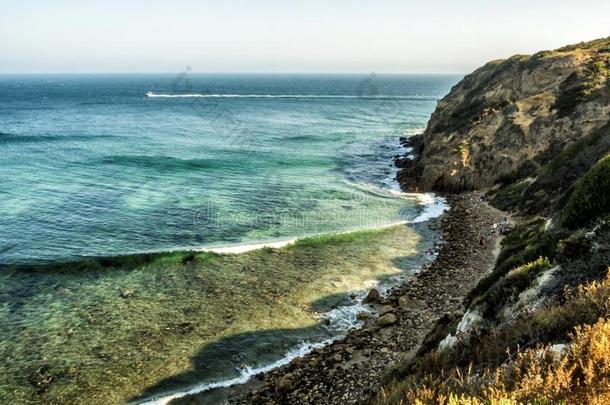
(0, 224, 435, 404)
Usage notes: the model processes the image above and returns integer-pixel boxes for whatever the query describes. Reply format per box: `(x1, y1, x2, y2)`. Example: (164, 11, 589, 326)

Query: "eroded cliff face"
(398, 37, 610, 192)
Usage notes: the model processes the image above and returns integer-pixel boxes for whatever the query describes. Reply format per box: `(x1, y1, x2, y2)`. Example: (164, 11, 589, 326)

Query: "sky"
(1, 0, 609, 74)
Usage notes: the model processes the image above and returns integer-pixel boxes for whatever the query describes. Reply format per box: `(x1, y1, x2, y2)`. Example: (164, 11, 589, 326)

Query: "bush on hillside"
(556, 231, 593, 261)
(466, 218, 558, 306)
(474, 256, 552, 319)
(562, 155, 610, 229)
(376, 270, 610, 405)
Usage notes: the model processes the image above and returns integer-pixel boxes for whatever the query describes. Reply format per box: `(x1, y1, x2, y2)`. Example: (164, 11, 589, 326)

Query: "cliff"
(183, 38, 610, 405)
(398, 37, 610, 192)
(380, 38, 610, 404)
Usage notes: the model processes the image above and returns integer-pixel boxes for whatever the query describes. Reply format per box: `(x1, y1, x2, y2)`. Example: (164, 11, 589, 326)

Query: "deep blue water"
(0, 74, 460, 264)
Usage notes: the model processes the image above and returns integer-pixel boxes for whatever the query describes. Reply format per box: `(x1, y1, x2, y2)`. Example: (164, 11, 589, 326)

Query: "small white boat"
(145, 91, 155, 97)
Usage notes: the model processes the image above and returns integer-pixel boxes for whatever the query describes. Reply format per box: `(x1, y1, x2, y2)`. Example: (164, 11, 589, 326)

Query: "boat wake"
(145, 92, 437, 100)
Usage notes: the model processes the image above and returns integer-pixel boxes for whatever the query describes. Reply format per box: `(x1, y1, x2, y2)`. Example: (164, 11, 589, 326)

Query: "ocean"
(0, 73, 459, 264)
(0, 73, 460, 403)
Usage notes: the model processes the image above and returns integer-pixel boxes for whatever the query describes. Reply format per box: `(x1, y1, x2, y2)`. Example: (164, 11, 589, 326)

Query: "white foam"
(412, 199, 449, 223)
(319, 298, 370, 332)
(145, 93, 437, 100)
(195, 221, 404, 256)
(412, 195, 449, 223)
(198, 239, 298, 254)
(401, 127, 426, 136)
(195, 201, 444, 257)
(138, 190, 447, 404)
(382, 191, 448, 224)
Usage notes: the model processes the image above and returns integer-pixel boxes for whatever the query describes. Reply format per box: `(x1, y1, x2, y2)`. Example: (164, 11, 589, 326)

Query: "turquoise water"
(0, 74, 461, 403)
(0, 74, 459, 264)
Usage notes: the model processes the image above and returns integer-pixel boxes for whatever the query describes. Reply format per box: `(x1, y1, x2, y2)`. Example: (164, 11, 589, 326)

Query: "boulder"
(379, 305, 394, 316)
(378, 313, 397, 327)
(356, 311, 371, 321)
(363, 288, 381, 304)
(120, 289, 134, 299)
(276, 374, 294, 392)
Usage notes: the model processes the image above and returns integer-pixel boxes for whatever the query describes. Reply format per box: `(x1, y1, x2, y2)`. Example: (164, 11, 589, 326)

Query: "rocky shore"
(176, 193, 504, 404)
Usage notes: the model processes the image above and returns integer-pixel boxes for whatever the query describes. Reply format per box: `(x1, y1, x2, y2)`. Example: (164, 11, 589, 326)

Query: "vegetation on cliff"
(562, 155, 610, 229)
(379, 309, 610, 404)
(383, 37, 610, 404)
(398, 36, 610, 193)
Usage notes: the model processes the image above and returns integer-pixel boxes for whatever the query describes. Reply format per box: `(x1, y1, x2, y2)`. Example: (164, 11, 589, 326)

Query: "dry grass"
(377, 270, 610, 404)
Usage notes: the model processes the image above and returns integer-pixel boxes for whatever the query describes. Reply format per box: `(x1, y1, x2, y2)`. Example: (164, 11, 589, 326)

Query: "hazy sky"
(1, 0, 608, 74)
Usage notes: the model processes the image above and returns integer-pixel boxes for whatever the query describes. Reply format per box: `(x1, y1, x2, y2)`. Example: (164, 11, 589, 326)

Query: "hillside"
(172, 38, 610, 405)
(382, 38, 610, 403)
(397, 37, 610, 193)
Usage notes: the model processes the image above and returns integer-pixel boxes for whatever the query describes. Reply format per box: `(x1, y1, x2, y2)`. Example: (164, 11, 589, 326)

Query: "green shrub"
(490, 180, 529, 211)
(467, 218, 558, 306)
(509, 256, 552, 281)
(561, 155, 610, 229)
(554, 58, 610, 117)
(477, 256, 552, 319)
(376, 269, 610, 405)
(556, 232, 593, 261)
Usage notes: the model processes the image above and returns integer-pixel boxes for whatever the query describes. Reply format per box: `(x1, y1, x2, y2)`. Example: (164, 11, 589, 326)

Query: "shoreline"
(136, 196, 447, 404)
(1, 210, 433, 404)
(182, 192, 505, 404)
(198, 194, 446, 255)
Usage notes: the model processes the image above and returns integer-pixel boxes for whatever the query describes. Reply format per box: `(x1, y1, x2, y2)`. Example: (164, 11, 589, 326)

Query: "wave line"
(145, 92, 437, 100)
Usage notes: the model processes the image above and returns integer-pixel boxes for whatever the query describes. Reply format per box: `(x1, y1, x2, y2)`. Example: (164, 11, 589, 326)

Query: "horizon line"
(0, 71, 466, 76)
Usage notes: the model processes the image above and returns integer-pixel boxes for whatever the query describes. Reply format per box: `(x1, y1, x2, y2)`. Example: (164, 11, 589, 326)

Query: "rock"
(119, 289, 134, 298)
(363, 288, 381, 304)
(333, 353, 343, 362)
(356, 311, 371, 321)
(378, 313, 397, 327)
(398, 296, 427, 311)
(396, 38, 610, 193)
(379, 305, 394, 316)
(345, 346, 355, 354)
(276, 374, 294, 392)
(177, 322, 194, 334)
(350, 351, 369, 364)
